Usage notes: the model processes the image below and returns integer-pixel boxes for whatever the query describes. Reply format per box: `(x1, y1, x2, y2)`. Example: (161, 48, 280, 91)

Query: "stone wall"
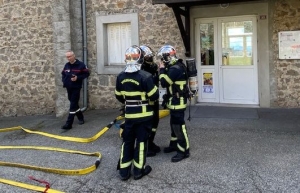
(272, 0, 300, 107)
(86, 0, 185, 110)
(0, 0, 56, 116)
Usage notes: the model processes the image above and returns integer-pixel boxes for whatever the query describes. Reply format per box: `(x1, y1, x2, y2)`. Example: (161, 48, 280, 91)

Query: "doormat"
(192, 106, 259, 119)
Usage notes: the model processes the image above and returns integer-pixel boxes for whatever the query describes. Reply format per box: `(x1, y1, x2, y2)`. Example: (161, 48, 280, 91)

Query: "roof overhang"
(152, 0, 260, 7)
(152, 0, 262, 56)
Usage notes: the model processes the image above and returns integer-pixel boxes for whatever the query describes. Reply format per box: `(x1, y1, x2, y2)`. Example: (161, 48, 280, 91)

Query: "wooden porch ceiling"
(152, 0, 262, 57)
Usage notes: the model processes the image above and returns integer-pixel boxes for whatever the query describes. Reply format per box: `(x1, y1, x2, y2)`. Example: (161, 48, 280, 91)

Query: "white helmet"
(157, 45, 177, 64)
(124, 45, 144, 73)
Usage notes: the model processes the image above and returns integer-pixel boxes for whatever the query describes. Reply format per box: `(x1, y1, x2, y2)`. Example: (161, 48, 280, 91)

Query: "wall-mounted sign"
(279, 31, 300, 59)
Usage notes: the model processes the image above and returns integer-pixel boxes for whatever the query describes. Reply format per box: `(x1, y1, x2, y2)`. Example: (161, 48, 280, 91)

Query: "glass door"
(218, 16, 258, 104)
(196, 16, 258, 105)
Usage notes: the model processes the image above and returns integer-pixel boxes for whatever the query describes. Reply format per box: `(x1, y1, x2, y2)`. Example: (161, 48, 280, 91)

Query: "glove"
(119, 105, 125, 116)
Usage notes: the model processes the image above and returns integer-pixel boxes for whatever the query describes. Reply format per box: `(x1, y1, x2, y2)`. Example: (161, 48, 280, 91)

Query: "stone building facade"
(271, 0, 300, 107)
(0, 0, 300, 117)
(0, 0, 56, 116)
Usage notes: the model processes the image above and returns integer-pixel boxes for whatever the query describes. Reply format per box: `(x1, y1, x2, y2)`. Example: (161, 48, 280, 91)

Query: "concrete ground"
(0, 106, 300, 193)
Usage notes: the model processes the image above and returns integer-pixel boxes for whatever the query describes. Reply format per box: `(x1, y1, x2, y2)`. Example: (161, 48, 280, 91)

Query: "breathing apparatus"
(185, 58, 198, 95)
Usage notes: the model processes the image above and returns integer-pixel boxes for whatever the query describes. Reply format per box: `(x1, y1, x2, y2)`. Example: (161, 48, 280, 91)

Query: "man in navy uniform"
(61, 50, 90, 130)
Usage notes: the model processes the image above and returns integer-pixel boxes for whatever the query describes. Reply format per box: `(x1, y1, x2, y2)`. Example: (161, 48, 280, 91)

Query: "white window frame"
(96, 13, 139, 74)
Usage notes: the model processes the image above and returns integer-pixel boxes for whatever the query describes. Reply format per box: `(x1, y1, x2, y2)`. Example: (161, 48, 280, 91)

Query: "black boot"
(119, 166, 131, 181)
(151, 143, 161, 153)
(76, 110, 84, 125)
(163, 141, 177, 153)
(171, 151, 190, 162)
(61, 113, 75, 130)
(133, 165, 152, 180)
(61, 124, 72, 130)
(147, 142, 161, 157)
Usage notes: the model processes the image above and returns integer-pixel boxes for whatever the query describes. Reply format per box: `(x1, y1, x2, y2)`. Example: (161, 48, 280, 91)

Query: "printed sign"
(203, 73, 213, 93)
(279, 31, 300, 59)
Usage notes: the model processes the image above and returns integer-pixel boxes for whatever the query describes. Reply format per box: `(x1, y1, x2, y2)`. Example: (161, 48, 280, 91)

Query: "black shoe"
(119, 165, 131, 181)
(171, 152, 190, 162)
(78, 119, 84, 125)
(149, 143, 161, 153)
(147, 143, 161, 157)
(133, 165, 152, 180)
(120, 173, 131, 181)
(61, 124, 72, 130)
(163, 146, 177, 153)
(147, 150, 156, 157)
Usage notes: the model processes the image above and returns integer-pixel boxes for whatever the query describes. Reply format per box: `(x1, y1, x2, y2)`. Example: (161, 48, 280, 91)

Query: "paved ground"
(1, 106, 300, 193)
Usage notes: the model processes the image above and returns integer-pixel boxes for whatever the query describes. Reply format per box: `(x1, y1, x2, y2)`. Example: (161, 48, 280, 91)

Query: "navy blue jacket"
(61, 59, 90, 89)
(159, 59, 188, 110)
(115, 70, 159, 120)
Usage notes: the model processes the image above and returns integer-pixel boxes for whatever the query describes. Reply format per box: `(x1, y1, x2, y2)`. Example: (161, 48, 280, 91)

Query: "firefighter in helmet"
(140, 45, 161, 157)
(157, 45, 190, 162)
(115, 45, 159, 180)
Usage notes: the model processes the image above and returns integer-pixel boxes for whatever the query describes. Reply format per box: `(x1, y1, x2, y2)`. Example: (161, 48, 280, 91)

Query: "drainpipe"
(81, 0, 88, 112)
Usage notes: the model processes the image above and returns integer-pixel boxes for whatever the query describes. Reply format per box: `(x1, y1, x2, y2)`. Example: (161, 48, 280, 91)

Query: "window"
(96, 13, 139, 74)
(222, 21, 253, 65)
(107, 23, 131, 65)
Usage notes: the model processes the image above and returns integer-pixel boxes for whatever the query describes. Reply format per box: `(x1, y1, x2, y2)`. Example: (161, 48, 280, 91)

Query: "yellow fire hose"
(0, 109, 170, 192)
(0, 115, 125, 143)
(0, 146, 101, 193)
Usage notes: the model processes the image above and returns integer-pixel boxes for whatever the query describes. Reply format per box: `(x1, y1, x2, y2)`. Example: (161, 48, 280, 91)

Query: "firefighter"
(61, 50, 90, 130)
(157, 45, 190, 162)
(115, 45, 159, 180)
(140, 45, 161, 157)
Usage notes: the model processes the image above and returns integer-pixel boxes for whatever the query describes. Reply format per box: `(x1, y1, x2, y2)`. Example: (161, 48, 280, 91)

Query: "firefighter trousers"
(66, 87, 84, 125)
(119, 119, 152, 176)
(169, 110, 190, 154)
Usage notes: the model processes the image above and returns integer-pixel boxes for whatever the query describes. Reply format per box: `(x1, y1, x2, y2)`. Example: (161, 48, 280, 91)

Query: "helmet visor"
(125, 53, 141, 62)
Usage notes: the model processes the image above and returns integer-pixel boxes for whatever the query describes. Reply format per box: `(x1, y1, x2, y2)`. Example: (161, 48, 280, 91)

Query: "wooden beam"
(172, 6, 191, 57)
(153, 0, 261, 6)
(153, 0, 208, 4)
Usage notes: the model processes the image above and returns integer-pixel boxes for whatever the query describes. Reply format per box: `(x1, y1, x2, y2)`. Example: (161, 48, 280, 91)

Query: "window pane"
(200, 23, 214, 65)
(222, 21, 253, 66)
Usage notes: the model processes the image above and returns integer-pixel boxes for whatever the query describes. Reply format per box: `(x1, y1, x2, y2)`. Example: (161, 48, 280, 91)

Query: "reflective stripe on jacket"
(61, 59, 90, 88)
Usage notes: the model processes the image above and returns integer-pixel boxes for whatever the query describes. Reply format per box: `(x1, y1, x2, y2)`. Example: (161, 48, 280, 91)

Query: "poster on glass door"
(203, 73, 213, 93)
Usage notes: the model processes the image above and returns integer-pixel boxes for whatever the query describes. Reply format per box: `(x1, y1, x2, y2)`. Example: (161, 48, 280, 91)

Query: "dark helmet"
(157, 45, 177, 64)
(140, 45, 155, 64)
(124, 45, 144, 73)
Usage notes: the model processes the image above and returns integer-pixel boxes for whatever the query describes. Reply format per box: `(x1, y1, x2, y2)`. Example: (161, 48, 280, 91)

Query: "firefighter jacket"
(61, 59, 90, 88)
(159, 59, 188, 110)
(115, 70, 159, 120)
